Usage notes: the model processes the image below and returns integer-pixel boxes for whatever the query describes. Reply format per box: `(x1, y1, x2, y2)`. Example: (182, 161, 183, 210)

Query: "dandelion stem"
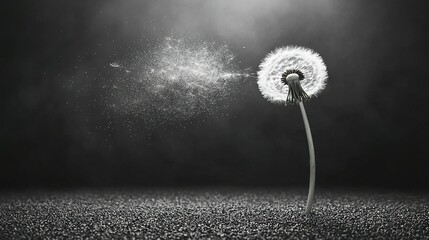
(299, 101, 315, 214)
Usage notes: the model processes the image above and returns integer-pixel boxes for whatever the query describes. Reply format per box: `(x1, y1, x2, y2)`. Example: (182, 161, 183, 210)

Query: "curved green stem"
(299, 101, 316, 214)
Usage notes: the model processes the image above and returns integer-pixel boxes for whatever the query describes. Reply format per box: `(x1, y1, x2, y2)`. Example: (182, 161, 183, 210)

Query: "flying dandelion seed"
(257, 46, 328, 213)
(109, 62, 121, 68)
(109, 62, 131, 73)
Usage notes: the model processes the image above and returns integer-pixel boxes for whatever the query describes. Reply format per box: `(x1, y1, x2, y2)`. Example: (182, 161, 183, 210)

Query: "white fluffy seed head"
(257, 46, 328, 105)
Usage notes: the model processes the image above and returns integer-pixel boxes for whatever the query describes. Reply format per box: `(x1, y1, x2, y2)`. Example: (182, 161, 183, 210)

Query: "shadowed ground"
(0, 189, 428, 239)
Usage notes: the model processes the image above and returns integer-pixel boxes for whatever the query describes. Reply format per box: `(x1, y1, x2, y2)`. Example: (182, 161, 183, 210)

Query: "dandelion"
(257, 46, 328, 213)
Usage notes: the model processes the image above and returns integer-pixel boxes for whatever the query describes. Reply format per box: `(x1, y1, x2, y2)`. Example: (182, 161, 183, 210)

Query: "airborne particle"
(257, 46, 328, 213)
(109, 62, 131, 73)
(109, 62, 122, 68)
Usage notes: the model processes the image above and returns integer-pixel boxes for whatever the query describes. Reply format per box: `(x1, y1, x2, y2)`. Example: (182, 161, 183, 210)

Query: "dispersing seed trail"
(107, 37, 250, 126)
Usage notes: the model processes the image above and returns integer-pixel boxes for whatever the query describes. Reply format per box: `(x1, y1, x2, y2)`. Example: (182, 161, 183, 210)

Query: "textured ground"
(0, 189, 428, 239)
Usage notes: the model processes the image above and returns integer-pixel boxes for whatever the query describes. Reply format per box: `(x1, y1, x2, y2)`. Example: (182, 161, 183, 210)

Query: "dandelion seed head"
(257, 46, 328, 105)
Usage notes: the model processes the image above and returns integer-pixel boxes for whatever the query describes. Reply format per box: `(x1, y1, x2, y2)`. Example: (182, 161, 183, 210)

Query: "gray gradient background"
(2, 0, 428, 189)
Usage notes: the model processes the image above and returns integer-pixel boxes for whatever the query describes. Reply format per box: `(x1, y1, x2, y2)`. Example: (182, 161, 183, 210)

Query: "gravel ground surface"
(0, 189, 428, 239)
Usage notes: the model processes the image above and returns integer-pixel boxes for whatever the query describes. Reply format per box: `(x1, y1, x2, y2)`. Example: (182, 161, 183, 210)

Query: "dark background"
(2, 0, 428, 189)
